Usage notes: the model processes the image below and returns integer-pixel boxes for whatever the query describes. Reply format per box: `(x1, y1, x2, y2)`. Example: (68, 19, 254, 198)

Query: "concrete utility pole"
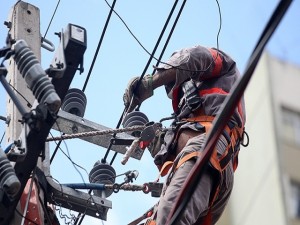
(5, 2, 45, 224)
(6, 1, 39, 143)
(2, 2, 141, 224)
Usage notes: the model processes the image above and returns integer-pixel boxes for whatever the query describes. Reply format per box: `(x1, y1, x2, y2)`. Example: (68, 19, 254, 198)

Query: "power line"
(76, 1, 185, 223)
(43, 0, 61, 39)
(151, 0, 188, 75)
(81, 0, 118, 93)
(108, 0, 183, 164)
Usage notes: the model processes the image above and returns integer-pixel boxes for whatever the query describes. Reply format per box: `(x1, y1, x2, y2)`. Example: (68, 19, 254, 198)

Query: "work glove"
(123, 75, 153, 112)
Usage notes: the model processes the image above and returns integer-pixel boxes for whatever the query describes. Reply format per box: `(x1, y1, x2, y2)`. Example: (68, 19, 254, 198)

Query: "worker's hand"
(123, 75, 153, 112)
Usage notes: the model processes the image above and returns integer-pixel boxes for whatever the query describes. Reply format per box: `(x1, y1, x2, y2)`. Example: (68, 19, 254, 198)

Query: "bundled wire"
(108, 0, 186, 164)
(165, 0, 293, 224)
(75, 1, 186, 224)
(82, 0, 117, 92)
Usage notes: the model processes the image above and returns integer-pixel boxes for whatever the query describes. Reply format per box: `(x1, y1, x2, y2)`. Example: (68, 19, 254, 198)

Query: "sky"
(0, 0, 300, 225)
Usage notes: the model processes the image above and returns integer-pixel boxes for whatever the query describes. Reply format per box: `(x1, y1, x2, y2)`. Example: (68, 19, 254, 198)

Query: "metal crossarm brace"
(52, 110, 144, 160)
(37, 151, 112, 221)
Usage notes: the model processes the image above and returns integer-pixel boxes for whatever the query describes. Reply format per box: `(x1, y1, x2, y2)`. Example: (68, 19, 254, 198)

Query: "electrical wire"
(74, 109, 126, 225)
(103, 0, 160, 59)
(61, 137, 87, 184)
(0, 131, 5, 145)
(166, 0, 293, 224)
(52, 122, 89, 184)
(8, 83, 32, 108)
(82, 0, 118, 92)
(151, 0, 188, 75)
(105, 0, 221, 75)
(47, 175, 85, 224)
(50, 139, 62, 164)
(150, 1, 222, 75)
(156, 0, 222, 74)
(43, 0, 61, 39)
(107, 0, 182, 164)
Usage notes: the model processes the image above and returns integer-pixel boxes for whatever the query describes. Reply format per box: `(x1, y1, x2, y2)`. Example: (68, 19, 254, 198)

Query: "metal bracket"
(38, 147, 112, 221)
(51, 23, 87, 101)
(52, 110, 144, 160)
(6, 123, 27, 162)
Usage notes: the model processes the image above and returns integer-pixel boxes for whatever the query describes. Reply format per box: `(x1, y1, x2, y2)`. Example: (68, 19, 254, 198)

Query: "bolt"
(72, 125, 78, 133)
(4, 21, 11, 29)
(54, 32, 61, 38)
(18, 148, 25, 153)
(6, 115, 11, 125)
(14, 139, 22, 147)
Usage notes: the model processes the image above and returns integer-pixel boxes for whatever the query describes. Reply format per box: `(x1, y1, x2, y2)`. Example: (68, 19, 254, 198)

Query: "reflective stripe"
(199, 87, 228, 96)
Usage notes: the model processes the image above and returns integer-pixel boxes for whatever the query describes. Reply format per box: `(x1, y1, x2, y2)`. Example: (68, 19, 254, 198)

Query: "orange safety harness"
(159, 115, 243, 177)
(144, 115, 244, 225)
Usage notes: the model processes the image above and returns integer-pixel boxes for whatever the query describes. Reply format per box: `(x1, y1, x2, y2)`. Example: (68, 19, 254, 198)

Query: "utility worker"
(123, 45, 246, 225)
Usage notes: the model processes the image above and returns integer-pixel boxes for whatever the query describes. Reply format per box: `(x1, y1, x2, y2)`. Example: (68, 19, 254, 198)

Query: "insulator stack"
(0, 148, 20, 199)
(89, 161, 116, 198)
(61, 88, 87, 117)
(122, 111, 149, 137)
(13, 40, 61, 113)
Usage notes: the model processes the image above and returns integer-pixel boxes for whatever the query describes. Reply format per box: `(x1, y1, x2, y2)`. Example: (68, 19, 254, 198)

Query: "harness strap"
(176, 151, 200, 170)
(158, 115, 242, 178)
(154, 115, 243, 225)
(158, 161, 173, 178)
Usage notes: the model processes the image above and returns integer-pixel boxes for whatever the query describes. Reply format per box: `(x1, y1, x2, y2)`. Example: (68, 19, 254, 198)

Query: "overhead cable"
(43, 0, 61, 39)
(166, 1, 293, 224)
(108, 0, 184, 164)
(151, 0, 187, 75)
(82, 0, 118, 92)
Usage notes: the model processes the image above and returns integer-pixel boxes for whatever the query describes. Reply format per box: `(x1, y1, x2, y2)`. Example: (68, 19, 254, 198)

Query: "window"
(282, 106, 300, 147)
(289, 180, 300, 219)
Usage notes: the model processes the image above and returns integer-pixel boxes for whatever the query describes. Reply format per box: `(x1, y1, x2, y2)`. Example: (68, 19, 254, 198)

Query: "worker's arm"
(123, 68, 176, 112)
(152, 68, 176, 89)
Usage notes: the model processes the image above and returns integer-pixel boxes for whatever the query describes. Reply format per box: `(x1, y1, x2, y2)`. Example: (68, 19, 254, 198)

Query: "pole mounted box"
(50, 23, 87, 100)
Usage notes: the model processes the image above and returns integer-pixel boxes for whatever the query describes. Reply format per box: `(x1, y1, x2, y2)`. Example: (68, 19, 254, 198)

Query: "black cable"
(53, 122, 89, 183)
(156, 0, 222, 75)
(0, 131, 5, 145)
(151, 0, 187, 75)
(106, 0, 220, 75)
(135, 0, 179, 88)
(50, 139, 62, 164)
(75, 3, 119, 222)
(8, 83, 32, 108)
(43, 0, 61, 39)
(81, 0, 118, 92)
(108, 0, 181, 165)
(166, 0, 292, 224)
(0, 115, 6, 122)
(103, 0, 160, 60)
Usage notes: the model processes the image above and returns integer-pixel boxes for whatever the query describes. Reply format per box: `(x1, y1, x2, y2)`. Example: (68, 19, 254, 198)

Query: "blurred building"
(218, 52, 300, 225)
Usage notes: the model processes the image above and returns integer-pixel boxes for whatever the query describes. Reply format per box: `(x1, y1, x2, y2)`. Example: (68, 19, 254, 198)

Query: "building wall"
(218, 52, 295, 225)
(269, 55, 300, 225)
